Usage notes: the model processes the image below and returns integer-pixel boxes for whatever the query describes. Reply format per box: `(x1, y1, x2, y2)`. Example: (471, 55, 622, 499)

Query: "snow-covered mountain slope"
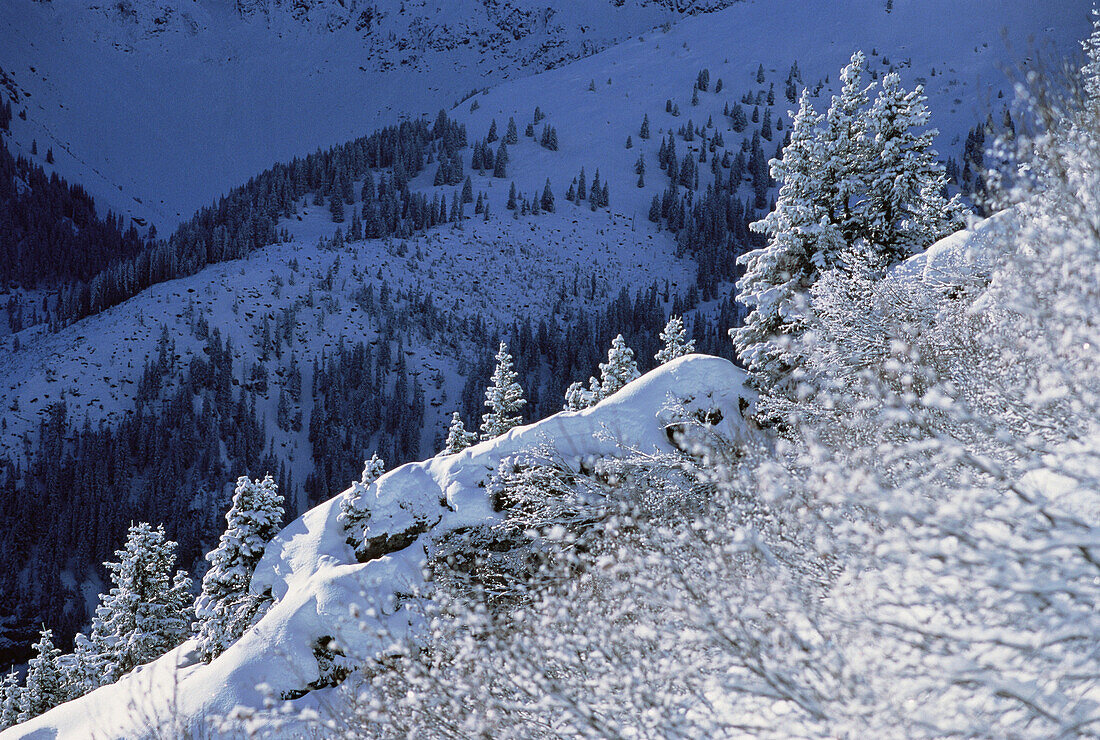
(2, 354, 756, 740)
(0, 0, 1088, 661)
(892, 207, 1022, 286)
(0, 0, 1087, 231)
(0, 0, 736, 230)
(0, 193, 697, 511)
(0, 0, 1087, 454)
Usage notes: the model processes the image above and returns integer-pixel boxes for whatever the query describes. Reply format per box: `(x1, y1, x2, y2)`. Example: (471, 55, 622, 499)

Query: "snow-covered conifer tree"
(0, 670, 21, 730)
(194, 474, 284, 662)
(597, 334, 640, 398)
(493, 142, 508, 178)
(338, 453, 386, 528)
(480, 342, 526, 440)
(654, 316, 695, 365)
(862, 72, 964, 260)
(734, 90, 842, 389)
(18, 630, 65, 723)
(563, 381, 595, 411)
(820, 51, 873, 245)
(443, 413, 477, 455)
(73, 523, 193, 690)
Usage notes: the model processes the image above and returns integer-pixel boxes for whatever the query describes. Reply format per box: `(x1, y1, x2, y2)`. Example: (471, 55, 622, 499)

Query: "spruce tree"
(18, 630, 65, 723)
(194, 475, 284, 662)
(338, 453, 386, 530)
(862, 72, 963, 259)
(74, 523, 193, 691)
(443, 412, 477, 454)
(597, 334, 640, 398)
(564, 381, 594, 411)
(493, 141, 508, 178)
(640, 113, 650, 139)
(655, 316, 695, 364)
(505, 116, 518, 144)
(541, 179, 555, 213)
(0, 670, 20, 730)
(820, 50, 874, 245)
(480, 342, 526, 440)
(733, 91, 841, 390)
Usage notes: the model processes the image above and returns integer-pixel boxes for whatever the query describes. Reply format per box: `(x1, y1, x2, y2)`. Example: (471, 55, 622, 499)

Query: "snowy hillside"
(2, 354, 756, 739)
(0, 0, 1087, 230)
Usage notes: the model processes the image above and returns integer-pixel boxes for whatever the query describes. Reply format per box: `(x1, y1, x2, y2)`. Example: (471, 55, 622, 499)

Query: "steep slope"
(2, 354, 756, 739)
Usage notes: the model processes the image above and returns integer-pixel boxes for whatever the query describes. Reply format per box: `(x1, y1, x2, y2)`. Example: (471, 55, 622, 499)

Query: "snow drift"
(4, 354, 754, 739)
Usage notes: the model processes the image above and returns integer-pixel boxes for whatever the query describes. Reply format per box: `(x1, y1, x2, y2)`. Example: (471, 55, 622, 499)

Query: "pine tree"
(505, 117, 518, 144)
(338, 453, 386, 529)
(493, 141, 508, 178)
(194, 474, 284, 662)
(74, 523, 193, 691)
(862, 72, 963, 260)
(655, 316, 696, 364)
(443, 412, 477, 454)
(733, 90, 842, 390)
(18, 630, 65, 723)
(597, 334, 640, 398)
(462, 176, 474, 204)
(480, 342, 526, 440)
(820, 50, 874, 245)
(330, 195, 345, 223)
(648, 194, 661, 222)
(640, 113, 650, 139)
(0, 670, 22, 730)
(541, 179, 555, 213)
(563, 381, 595, 411)
(487, 119, 498, 143)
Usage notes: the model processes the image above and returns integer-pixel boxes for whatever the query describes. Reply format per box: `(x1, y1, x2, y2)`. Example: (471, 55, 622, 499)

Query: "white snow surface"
(3, 354, 754, 739)
(893, 207, 1022, 286)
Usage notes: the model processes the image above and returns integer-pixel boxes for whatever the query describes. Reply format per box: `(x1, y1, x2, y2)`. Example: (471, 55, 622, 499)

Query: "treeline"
(50, 111, 470, 326)
(457, 282, 741, 428)
(0, 136, 153, 291)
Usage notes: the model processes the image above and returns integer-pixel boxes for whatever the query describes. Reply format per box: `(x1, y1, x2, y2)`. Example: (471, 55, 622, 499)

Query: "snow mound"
(5, 354, 753, 740)
(892, 208, 1020, 286)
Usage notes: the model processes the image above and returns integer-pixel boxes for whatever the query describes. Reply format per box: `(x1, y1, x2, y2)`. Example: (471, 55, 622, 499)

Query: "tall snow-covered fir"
(193, 475, 284, 662)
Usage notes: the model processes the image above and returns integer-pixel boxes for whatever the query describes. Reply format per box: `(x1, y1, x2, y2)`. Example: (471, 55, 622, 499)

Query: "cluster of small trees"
(442, 317, 696, 456)
(0, 475, 284, 730)
(563, 167, 609, 210)
(734, 51, 964, 391)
